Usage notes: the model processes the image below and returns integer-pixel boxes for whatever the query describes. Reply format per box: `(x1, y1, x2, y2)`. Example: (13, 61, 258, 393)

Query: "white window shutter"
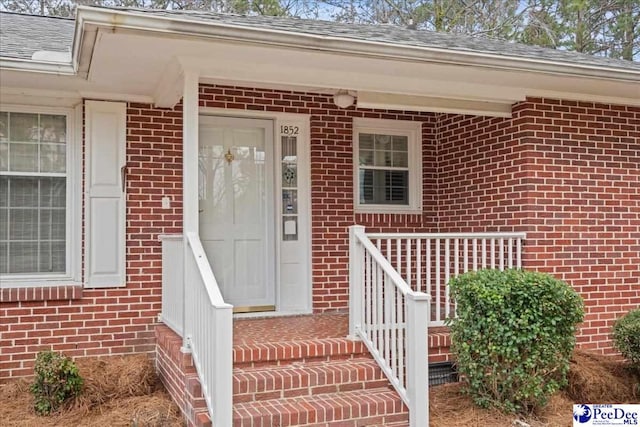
(84, 101, 127, 288)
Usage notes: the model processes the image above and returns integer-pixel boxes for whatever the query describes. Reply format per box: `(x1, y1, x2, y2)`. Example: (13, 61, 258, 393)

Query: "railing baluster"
(517, 238, 522, 268)
(435, 239, 441, 323)
(508, 238, 513, 269)
(491, 238, 496, 268)
(376, 261, 384, 357)
(406, 238, 412, 289)
(396, 286, 404, 391)
(426, 239, 431, 303)
(445, 238, 450, 319)
(389, 273, 397, 379)
(482, 239, 487, 268)
(463, 238, 468, 273)
(499, 238, 505, 270)
(473, 238, 478, 271)
(396, 238, 402, 278)
(416, 238, 422, 293)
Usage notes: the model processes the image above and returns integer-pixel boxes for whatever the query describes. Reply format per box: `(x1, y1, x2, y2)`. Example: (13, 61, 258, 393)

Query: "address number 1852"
(280, 125, 299, 136)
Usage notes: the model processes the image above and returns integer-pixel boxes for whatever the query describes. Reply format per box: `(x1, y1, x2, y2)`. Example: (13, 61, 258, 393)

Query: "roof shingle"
(1, 7, 638, 73)
(0, 12, 74, 60)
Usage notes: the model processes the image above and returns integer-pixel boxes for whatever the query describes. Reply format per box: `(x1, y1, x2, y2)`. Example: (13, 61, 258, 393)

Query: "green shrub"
(613, 309, 640, 368)
(447, 269, 584, 413)
(30, 350, 83, 415)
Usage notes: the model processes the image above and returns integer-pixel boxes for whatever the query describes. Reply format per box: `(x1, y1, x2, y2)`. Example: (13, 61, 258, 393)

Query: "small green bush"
(613, 309, 640, 368)
(447, 269, 584, 413)
(30, 350, 83, 415)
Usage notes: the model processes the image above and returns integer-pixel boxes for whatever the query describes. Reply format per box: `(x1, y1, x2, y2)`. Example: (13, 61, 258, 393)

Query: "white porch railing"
(159, 234, 184, 336)
(366, 231, 526, 326)
(184, 232, 233, 427)
(349, 225, 430, 427)
(160, 233, 233, 427)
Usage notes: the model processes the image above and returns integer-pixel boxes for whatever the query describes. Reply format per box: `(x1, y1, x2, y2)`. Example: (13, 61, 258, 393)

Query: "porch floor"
(233, 313, 348, 345)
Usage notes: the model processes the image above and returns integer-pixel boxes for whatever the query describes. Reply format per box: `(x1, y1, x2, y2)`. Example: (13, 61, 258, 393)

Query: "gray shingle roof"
(1, 7, 638, 73)
(116, 7, 639, 71)
(0, 12, 74, 60)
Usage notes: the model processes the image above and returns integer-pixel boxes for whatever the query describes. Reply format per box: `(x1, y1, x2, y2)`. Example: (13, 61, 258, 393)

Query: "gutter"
(0, 57, 75, 75)
(74, 6, 640, 83)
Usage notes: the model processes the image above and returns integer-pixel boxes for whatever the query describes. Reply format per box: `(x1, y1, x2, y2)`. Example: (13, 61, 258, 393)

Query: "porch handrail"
(367, 231, 526, 326)
(349, 225, 430, 427)
(184, 232, 233, 427)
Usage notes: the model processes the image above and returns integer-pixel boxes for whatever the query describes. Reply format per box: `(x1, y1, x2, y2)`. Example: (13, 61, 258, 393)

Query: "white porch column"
(183, 70, 200, 235)
(182, 70, 199, 350)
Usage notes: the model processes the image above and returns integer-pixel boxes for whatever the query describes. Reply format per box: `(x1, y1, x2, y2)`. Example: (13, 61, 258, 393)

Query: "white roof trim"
(74, 6, 640, 83)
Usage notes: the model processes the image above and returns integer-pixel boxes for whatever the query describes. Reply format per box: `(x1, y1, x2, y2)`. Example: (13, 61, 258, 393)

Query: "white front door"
(198, 116, 275, 311)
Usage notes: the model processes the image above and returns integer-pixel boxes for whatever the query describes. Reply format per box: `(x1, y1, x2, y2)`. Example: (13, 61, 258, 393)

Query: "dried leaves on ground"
(430, 350, 639, 427)
(1, 349, 637, 427)
(0, 354, 182, 427)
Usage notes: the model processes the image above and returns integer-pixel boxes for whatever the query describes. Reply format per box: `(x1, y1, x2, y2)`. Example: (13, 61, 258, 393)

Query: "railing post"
(213, 306, 233, 427)
(349, 225, 366, 340)
(406, 293, 430, 427)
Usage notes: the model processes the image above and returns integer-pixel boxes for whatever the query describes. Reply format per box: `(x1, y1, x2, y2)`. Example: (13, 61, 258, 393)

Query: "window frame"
(0, 104, 81, 287)
(353, 118, 422, 213)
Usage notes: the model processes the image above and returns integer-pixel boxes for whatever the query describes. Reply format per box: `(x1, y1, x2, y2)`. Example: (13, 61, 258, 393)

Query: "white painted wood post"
(349, 225, 366, 339)
(182, 70, 199, 350)
(406, 292, 430, 427)
(213, 307, 233, 427)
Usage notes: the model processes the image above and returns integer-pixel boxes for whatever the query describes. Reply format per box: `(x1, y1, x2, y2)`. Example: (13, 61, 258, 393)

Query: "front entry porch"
(156, 312, 453, 427)
(157, 228, 525, 426)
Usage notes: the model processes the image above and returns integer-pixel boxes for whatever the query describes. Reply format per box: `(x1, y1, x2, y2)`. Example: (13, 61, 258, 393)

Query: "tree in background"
(0, 0, 637, 61)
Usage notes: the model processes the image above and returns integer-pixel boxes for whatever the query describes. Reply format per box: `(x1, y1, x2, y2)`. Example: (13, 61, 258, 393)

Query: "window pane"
(9, 177, 38, 207)
(9, 208, 38, 240)
(8, 242, 38, 273)
(0, 143, 7, 171)
(0, 111, 8, 142)
(39, 241, 65, 273)
(359, 149, 373, 166)
(9, 113, 39, 142)
(392, 151, 408, 168)
(359, 169, 408, 205)
(0, 208, 6, 240)
(40, 114, 66, 143)
(359, 133, 374, 149)
(40, 144, 66, 173)
(40, 177, 66, 208)
(392, 136, 408, 151)
(10, 143, 38, 172)
(0, 242, 6, 273)
(374, 134, 391, 150)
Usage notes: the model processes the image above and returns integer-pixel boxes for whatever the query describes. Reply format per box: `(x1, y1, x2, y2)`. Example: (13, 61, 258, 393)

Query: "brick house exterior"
(1, 6, 639, 426)
(2, 85, 638, 379)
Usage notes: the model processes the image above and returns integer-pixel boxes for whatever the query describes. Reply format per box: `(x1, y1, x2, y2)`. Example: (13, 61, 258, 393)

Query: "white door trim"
(199, 108, 312, 315)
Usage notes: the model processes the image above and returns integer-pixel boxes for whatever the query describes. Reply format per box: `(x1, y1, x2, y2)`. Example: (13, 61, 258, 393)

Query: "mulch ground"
(430, 350, 639, 427)
(0, 350, 637, 426)
(0, 354, 182, 426)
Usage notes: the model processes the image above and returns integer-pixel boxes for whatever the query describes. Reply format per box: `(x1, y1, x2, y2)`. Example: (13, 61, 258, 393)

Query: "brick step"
(233, 357, 389, 403)
(233, 338, 367, 368)
(232, 387, 408, 427)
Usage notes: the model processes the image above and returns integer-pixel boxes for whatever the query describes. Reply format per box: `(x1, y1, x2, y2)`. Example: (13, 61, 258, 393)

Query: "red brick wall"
(435, 98, 640, 353)
(2, 88, 638, 380)
(0, 102, 183, 380)
(199, 85, 438, 312)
